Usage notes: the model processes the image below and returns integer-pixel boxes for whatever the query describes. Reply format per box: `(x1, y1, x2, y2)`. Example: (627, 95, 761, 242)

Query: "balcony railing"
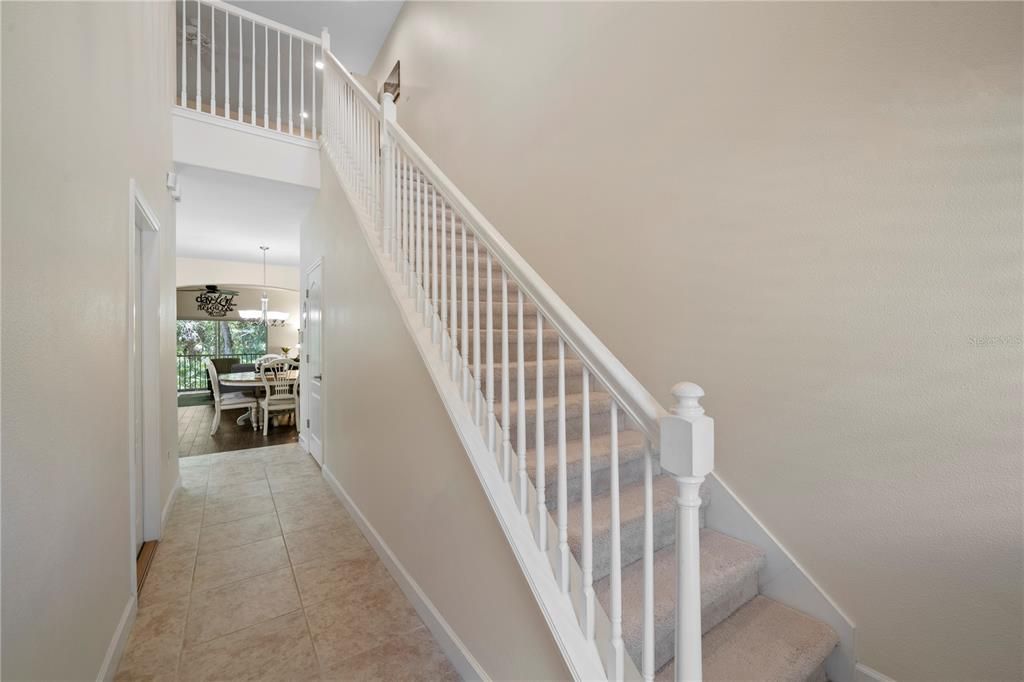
(177, 352, 263, 392)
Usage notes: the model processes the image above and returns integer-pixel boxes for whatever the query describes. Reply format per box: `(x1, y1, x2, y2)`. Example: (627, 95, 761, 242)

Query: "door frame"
(301, 257, 324, 463)
(127, 178, 162, 594)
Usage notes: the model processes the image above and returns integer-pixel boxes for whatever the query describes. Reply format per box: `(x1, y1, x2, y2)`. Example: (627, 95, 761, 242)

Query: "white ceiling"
(175, 164, 317, 266)
(230, 1, 403, 74)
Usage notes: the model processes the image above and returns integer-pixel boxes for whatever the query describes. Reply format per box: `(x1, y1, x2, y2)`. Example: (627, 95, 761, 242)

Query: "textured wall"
(2, 2, 178, 678)
(369, 3, 1024, 679)
(301, 154, 571, 681)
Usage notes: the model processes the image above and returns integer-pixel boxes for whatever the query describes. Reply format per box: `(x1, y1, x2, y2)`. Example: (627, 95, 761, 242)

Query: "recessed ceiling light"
(315, 60, 324, 70)
(301, 111, 309, 118)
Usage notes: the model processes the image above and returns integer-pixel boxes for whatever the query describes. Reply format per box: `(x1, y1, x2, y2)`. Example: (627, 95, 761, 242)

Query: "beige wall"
(301, 154, 570, 680)
(176, 255, 299, 291)
(369, 3, 1024, 679)
(2, 2, 178, 678)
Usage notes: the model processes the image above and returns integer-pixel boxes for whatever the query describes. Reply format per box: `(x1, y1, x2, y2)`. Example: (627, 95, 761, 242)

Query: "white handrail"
(210, 0, 321, 45)
(319, 46, 713, 682)
(384, 120, 668, 444)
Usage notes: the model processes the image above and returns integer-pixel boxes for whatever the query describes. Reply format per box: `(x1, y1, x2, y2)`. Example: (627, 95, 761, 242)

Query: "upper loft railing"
(175, 0, 325, 141)
(320, 50, 715, 682)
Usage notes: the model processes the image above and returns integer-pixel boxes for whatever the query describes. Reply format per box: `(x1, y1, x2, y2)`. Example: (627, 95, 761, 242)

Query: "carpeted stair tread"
(526, 430, 646, 477)
(596, 531, 766, 672)
(656, 596, 838, 682)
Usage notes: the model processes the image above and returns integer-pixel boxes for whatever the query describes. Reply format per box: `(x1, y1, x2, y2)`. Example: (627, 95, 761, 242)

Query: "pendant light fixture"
(239, 245, 290, 327)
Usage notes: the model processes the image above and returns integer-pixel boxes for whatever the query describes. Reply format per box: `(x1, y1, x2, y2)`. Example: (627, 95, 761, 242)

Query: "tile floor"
(116, 444, 459, 681)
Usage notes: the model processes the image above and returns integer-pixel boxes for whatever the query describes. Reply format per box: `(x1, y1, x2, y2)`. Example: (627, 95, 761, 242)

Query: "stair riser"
(508, 405, 633, 446)
(541, 450, 650, 512)
(644, 570, 759, 673)
(586, 503, 675, 584)
(451, 333, 562, 360)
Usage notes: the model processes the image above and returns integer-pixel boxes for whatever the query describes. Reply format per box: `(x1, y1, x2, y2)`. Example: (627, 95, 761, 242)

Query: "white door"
(305, 262, 324, 464)
(133, 223, 145, 554)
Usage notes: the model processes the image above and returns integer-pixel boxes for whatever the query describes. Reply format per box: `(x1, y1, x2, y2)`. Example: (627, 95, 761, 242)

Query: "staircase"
(315, 43, 840, 682)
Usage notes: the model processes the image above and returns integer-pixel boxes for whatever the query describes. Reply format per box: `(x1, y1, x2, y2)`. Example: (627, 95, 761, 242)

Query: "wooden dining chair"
(258, 357, 299, 435)
(205, 358, 259, 434)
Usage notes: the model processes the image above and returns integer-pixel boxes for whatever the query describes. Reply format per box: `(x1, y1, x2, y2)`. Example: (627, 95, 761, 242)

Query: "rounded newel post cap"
(670, 382, 705, 417)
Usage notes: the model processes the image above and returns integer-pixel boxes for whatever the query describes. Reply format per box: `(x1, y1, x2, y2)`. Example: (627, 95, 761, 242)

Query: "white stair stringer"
(322, 138, 614, 682)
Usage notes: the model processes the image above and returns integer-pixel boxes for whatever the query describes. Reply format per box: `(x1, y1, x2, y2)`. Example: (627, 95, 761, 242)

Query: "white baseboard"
(96, 595, 137, 682)
(160, 475, 181, 534)
(855, 663, 896, 682)
(320, 465, 489, 682)
(298, 432, 308, 452)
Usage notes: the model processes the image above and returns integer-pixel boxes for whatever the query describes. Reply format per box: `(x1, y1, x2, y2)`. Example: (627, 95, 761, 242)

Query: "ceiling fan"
(180, 285, 239, 317)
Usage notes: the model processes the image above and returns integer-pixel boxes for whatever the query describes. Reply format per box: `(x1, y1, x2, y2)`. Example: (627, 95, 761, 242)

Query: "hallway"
(116, 444, 459, 681)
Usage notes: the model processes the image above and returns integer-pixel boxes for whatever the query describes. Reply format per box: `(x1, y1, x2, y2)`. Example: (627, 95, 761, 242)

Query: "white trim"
(301, 257, 324, 464)
(325, 164, 608, 681)
(127, 179, 163, 597)
(321, 466, 489, 682)
(855, 663, 897, 682)
(95, 596, 136, 682)
(704, 472, 856, 682)
(160, 475, 181, 532)
(172, 105, 319, 150)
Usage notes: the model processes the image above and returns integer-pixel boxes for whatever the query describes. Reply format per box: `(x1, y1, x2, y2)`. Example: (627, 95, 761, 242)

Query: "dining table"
(220, 369, 300, 426)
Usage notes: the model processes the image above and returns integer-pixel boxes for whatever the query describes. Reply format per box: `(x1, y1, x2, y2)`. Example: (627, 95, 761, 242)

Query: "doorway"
(128, 179, 162, 591)
(303, 259, 324, 465)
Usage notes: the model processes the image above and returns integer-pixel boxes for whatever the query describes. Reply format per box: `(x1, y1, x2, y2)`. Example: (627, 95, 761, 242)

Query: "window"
(177, 320, 267, 356)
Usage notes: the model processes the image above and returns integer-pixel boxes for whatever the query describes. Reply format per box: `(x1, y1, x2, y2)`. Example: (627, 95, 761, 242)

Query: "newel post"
(380, 92, 397, 254)
(320, 28, 331, 53)
(659, 382, 714, 682)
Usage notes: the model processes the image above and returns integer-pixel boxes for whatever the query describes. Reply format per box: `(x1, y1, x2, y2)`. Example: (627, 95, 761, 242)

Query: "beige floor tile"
(267, 471, 328, 495)
(305, 574, 424, 670)
(265, 460, 321, 479)
(284, 520, 372, 567)
(292, 554, 386, 608)
(193, 536, 291, 592)
(180, 454, 211, 467)
(198, 513, 281, 555)
(184, 567, 301, 646)
(206, 478, 271, 503)
(114, 595, 189, 682)
(180, 468, 210, 489)
(277, 501, 347, 534)
(272, 487, 338, 512)
(139, 548, 196, 609)
(164, 506, 204, 534)
(327, 625, 460, 681)
(208, 462, 267, 486)
(202, 493, 277, 526)
(178, 610, 320, 682)
(159, 520, 201, 555)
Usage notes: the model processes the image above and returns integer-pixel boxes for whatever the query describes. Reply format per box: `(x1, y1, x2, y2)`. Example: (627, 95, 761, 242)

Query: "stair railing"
(321, 51, 714, 682)
(175, 0, 326, 140)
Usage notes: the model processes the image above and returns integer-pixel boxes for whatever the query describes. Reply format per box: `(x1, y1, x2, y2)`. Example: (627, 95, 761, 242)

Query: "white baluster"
(237, 16, 242, 121)
(432, 187, 439, 341)
(451, 210, 459, 380)
(473, 239, 482, 422)
(660, 382, 714, 682)
(224, 10, 230, 116)
(300, 40, 305, 137)
(421, 171, 428, 320)
(535, 313, 546, 550)
(196, 0, 202, 111)
(250, 20, 255, 124)
(460, 224, 470, 400)
(557, 337, 569, 592)
(440, 195, 448, 357)
(581, 367, 594, 639)
(180, 0, 186, 105)
(610, 401, 624, 682)
(501, 271, 511, 481)
(486, 252, 495, 453)
(288, 34, 293, 134)
(207, 3, 214, 111)
(276, 31, 281, 131)
(312, 42, 317, 139)
(263, 26, 268, 128)
(643, 436, 655, 682)
(516, 290, 527, 512)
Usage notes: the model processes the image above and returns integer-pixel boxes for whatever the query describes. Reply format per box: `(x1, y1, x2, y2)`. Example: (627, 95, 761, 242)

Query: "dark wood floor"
(178, 404, 298, 458)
